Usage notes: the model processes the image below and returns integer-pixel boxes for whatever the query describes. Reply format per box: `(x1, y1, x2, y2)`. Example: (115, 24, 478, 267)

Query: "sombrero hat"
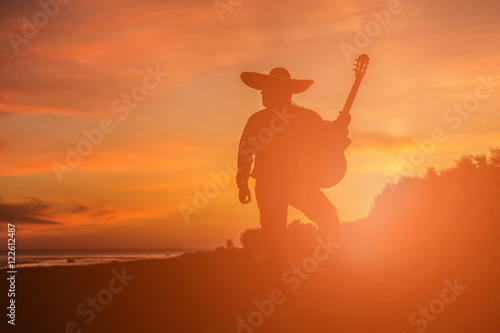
(241, 67, 314, 94)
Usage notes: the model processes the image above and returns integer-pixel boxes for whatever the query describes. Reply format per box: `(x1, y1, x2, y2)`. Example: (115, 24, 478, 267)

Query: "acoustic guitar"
(304, 54, 369, 189)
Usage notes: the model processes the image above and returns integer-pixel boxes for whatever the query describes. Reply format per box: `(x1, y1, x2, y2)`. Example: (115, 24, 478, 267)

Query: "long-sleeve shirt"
(236, 104, 351, 188)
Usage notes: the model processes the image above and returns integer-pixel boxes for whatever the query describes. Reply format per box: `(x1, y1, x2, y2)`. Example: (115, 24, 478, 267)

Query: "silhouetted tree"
(356, 147, 500, 280)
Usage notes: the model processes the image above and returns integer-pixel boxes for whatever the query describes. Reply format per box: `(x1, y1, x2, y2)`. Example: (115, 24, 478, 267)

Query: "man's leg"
(289, 186, 341, 243)
(255, 180, 289, 278)
(288, 186, 346, 274)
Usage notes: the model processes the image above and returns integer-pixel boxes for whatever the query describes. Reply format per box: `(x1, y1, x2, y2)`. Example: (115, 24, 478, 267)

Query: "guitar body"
(315, 153, 348, 189)
(303, 121, 351, 189)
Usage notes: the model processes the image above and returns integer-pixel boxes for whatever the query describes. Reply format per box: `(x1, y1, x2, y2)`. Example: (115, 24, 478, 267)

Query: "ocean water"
(0, 249, 190, 269)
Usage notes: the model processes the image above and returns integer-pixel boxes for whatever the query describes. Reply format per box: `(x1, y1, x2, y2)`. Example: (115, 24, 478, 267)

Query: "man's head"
(241, 67, 313, 108)
(261, 87, 293, 108)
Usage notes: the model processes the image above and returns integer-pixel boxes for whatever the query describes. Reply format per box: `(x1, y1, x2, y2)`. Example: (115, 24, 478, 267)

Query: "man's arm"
(236, 118, 255, 203)
(332, 111, 351, 137)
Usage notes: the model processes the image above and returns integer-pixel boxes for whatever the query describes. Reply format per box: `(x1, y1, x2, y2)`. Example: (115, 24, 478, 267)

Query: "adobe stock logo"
(7, 0, 71, 54)
(384, 74, 499, 189)
(179, 107, 297, 224)
(339, 0, 412, 63)
(230, 235, 340, 333)
(50, 267, 135, 333)
(400, 277, 467, 333)
(51, 65, 169, 182)
(213, 0, 244, 22)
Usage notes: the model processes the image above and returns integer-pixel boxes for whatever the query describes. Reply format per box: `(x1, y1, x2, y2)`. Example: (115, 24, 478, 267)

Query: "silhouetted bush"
(239, 220, 321, 260)
(240, 228, 263, 255)
(286, 219, 320, 261)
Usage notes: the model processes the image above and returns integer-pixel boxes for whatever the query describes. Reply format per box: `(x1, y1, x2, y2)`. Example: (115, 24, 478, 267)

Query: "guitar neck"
(341, 76, 363, 115)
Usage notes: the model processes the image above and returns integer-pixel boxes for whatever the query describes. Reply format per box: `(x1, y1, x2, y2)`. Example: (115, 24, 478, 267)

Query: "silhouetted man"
(237, 67, 350, 275)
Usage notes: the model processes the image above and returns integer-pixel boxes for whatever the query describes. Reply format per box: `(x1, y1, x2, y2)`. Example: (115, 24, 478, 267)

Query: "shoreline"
(0, 249, 197, 270)
(0, 256, 175, 271)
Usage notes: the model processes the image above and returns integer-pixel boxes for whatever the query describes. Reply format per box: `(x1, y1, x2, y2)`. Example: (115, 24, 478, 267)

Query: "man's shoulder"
(294, 105, 323, 121)
(250, 108, 268, 117)
(247, 106, 322, 122)
(247, 108, 270, 122)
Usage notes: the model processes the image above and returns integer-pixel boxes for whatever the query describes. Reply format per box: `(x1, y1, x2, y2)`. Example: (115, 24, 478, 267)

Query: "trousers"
(255, 178, 341, 274)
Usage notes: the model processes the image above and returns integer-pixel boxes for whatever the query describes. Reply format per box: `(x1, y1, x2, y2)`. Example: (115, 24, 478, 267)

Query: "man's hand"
(335, 111, 351, 126)
(239, 185, 251, 204)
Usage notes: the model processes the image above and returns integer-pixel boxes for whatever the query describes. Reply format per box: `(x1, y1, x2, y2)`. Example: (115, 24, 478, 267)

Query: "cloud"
(0, 197, 60, 224)
(70, 205, 90, 214)
(350, 128, 413, 153)
(0, 0, 368, 117)
(0, 0, 186, 116)
(0, 197, 120, 226)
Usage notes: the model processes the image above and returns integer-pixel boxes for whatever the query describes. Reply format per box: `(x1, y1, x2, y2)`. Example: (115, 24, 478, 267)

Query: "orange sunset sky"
(0, 0, 499, 249)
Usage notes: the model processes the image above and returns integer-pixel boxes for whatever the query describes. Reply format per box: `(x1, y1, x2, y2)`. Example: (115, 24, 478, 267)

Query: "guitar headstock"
(353, 54, 369, 79)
